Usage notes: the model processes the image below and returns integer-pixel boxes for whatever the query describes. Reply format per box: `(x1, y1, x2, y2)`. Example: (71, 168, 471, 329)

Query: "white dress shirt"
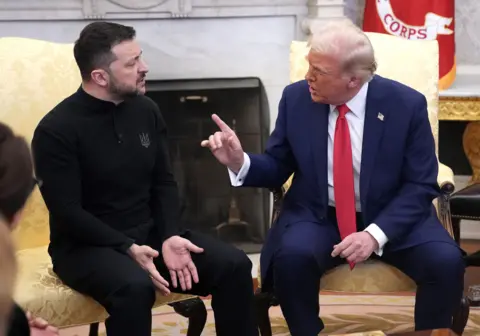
(228, 82, 388, 256)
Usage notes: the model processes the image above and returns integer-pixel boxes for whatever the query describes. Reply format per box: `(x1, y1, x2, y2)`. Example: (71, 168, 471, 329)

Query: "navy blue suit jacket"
(242, 75, 457, 282)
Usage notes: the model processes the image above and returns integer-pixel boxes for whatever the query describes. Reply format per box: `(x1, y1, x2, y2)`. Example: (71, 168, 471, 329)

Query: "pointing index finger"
(212, 114, 233, 134)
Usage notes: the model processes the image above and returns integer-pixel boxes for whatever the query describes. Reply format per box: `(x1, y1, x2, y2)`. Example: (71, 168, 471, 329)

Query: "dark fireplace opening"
(146, 78, 270, 253)
(439, 121, 471, 175)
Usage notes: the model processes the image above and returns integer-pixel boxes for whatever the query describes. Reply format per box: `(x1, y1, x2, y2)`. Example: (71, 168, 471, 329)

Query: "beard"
(108, 73, 146, 100)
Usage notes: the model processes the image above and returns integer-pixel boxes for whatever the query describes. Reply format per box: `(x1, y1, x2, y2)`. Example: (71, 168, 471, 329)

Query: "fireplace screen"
(146, 78, 270, 253)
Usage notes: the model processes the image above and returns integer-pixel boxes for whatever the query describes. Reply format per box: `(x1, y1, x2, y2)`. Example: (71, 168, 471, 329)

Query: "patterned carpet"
(60, 293, 480, 335)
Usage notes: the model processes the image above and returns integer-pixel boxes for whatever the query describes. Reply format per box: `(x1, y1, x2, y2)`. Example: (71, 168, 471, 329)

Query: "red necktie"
(333, 104, 357, 270)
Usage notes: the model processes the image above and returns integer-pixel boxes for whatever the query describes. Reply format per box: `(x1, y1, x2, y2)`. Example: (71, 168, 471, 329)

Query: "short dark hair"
(73, 21, 136, 80)
(0, 122, 34, 224)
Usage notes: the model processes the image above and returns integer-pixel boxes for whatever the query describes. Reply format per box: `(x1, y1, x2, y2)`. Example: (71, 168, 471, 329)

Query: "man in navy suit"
(202, 19, 465, 335)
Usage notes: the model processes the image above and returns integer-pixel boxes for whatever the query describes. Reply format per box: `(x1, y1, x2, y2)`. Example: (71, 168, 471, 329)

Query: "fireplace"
(146, 78, 270, 253)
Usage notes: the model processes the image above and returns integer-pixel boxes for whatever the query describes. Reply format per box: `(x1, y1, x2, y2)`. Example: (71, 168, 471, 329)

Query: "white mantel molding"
(303, 0, 347, 34)
(0, 0, 308, 20)
(0, 0, 349, 26)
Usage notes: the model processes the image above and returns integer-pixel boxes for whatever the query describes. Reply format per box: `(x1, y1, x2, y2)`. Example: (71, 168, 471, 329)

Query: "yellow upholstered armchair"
(0, 37, 206, 335)
(254, 33, 470, 335)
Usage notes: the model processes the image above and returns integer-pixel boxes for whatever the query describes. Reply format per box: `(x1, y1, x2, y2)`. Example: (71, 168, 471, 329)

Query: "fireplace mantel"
(0, 1, 350, 35)
(0, 0, 309, 21)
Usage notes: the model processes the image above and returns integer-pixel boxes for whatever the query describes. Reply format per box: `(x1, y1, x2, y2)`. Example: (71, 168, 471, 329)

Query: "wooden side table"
(439, 94, 480, 185)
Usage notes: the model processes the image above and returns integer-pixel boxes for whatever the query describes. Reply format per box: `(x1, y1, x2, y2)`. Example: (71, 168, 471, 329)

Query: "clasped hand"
(331, 232, 378, 264)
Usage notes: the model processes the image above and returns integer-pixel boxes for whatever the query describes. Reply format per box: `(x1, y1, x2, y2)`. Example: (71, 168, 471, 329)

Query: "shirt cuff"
(228, 153, 250, 186)
(364, 223, 389, 256)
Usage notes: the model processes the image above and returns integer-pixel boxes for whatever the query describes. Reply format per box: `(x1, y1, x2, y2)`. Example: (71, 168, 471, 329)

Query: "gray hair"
(308, 19, 377, 83)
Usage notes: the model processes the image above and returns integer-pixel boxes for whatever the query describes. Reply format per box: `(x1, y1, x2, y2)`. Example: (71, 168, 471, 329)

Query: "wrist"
(127, 243, 140, 257)
(162, 235, 179, 246)
(365, 231, 379, 250)
(229, 156, 245, 174)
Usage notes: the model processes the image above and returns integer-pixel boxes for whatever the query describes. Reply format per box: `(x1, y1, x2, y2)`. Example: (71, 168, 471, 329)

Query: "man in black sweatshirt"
(31, 22, 257, 336)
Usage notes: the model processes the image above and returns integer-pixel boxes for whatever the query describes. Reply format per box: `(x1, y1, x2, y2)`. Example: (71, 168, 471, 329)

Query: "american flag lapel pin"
(377, 112, 384, 121)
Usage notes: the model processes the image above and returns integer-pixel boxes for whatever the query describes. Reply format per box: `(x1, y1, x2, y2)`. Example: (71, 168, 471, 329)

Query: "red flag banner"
(363, 0, 455, 90)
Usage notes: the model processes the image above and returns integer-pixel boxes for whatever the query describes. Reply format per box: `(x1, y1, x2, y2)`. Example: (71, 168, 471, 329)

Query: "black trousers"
(7, 302, 30, 336)
(52, 229, 258, 336)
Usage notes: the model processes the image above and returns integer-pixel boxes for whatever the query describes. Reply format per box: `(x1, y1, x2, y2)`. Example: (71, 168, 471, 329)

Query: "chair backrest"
(0, 37, 80, 250)
(289, 32, 440, 153)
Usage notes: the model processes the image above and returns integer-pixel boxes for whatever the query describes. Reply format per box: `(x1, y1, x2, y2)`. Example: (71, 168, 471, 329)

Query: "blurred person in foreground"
(0, 122, 58, 336)
(202, 19, 465, 335)
(31, 21, 257, 336)
(0, 220, 16, 336)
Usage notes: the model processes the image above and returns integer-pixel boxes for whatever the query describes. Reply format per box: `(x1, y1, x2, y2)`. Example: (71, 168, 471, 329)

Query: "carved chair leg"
(255, 289, 276, 336)
(452, 295, 470, 335)
(169, 297, 207, 336)
(452, 217, 461, 244)
(89, 322, 99, 336)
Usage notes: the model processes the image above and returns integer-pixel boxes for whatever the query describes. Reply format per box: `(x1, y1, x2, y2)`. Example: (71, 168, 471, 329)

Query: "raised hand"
(200, 114, 244, 173)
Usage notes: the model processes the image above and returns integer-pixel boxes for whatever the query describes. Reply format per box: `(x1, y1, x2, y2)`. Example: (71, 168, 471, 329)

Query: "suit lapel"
(360, 76, 387, 203)
(308, 99, 329, 207)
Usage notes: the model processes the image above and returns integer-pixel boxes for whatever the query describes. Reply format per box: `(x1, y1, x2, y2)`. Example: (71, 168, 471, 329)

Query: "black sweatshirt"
(32, 87, 181, 257)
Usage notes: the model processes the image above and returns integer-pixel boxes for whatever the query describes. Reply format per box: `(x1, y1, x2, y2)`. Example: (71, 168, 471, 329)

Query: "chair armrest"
(269, 174, 294, 226)
(269, 186, 285, 226)
(436, 162, 456, 240)
(438, 162, 455, 194)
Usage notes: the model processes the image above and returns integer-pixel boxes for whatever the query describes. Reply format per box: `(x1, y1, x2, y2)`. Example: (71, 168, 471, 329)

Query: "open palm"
(162, 236, 204, 291)
(128, 244, 170, 294)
